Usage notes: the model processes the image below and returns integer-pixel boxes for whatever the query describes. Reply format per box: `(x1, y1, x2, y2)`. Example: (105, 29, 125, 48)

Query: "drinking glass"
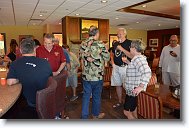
(154, 83, 160, 94)
(121, 53, 127, 66)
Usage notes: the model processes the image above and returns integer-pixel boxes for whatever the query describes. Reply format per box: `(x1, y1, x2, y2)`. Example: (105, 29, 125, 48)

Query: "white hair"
(118, 28, 127, 35)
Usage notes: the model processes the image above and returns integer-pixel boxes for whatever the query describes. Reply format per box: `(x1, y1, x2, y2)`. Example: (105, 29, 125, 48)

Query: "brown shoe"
(92, 113, 105, 119)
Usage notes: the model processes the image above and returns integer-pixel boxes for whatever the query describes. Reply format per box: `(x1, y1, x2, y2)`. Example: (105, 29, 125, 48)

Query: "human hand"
(88, 40, 93, 47)
(121, 56, 127, 63)
(53, 71, 59, 76)
(132, 86, 143, 96)
(170, 51, 177, 57)
(87, 57, 94, 62)
(117, 45, 124, 51)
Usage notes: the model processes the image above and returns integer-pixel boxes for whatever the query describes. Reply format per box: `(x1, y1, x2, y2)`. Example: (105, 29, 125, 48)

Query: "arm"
(80, 41, 94, 62)
(110, 50, 115, 65)
(170, 46, 180, 61)
(6, 63, 19, 85)
(159, 47, 165, 68)
(53, 47, 66, 76)
(7, 78, 19, 86)
(117, 45, 134, 59)
(132, 57, 151, 95)
(53, 62, 66, 76)
(99, 42, 110, 61)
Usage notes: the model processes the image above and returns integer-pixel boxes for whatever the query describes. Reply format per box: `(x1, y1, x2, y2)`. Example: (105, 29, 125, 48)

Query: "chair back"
(147, 73, 157, 86)
(103, 66, 112, 83)
(36, 77, 57, 119)
(151, 57, 159, 73)
(52, 70, 68, 114)
(103, 66, 112, 99)
(137, 91, 163, 119)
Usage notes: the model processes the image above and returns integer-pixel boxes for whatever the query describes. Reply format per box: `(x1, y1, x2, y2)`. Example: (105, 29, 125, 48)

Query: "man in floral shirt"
(80, 26, 110, 119)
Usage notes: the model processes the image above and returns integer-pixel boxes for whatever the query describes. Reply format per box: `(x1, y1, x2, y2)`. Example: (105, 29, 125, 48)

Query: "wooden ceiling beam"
(117, 0, 180, 20)
(121, 8, 180, 20)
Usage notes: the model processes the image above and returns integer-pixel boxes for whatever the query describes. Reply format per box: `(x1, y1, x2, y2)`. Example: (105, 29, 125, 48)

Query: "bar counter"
(0, 83, 22, 118)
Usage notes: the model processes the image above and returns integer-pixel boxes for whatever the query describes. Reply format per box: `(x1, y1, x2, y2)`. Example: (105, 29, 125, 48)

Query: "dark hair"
(10, 39, 18, 53)
(88, 26, 99, 37)
(62, 44, 69, 49)
(20, 38, 35, 54)
(34, 39, 41, 46)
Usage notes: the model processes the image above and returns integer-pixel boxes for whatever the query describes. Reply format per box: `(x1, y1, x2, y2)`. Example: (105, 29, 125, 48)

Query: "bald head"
(169, 35, 178, 47)
(117, 28, 127, 42)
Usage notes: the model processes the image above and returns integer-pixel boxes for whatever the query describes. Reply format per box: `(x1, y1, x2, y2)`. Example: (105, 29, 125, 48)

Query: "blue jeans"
(81, 80, 103, 119)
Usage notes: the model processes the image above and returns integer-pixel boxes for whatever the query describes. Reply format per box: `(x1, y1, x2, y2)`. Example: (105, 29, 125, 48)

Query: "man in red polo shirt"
(36, 34, 66, 76)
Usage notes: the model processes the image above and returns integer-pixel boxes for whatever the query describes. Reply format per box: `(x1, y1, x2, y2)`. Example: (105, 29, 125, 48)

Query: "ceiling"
(0, 0, 180, 30)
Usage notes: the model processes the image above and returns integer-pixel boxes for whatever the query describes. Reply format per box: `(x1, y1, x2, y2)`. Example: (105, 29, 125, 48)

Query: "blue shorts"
(66, 74, 78, 87)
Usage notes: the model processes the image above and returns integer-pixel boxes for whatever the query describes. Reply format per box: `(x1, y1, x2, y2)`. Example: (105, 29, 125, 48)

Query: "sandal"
(112, 103, 122, 108)
(63, 115, 70, 119)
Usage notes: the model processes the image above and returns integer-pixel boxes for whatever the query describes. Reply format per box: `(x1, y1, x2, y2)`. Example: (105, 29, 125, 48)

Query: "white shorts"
(111, 64, 127, 86)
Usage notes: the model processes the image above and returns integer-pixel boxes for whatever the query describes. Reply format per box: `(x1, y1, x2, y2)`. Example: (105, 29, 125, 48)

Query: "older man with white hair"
(159, 35, 180, 86)
(110, 28, 132, 108)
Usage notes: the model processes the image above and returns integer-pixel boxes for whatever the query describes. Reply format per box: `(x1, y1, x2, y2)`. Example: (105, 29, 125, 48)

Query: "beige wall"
(43, 24, 62, 34)
(110, 27, 147, 44)
(0, 25, 147, 54)
(0, 24, 62, 54)
(0, 25, 44, 53)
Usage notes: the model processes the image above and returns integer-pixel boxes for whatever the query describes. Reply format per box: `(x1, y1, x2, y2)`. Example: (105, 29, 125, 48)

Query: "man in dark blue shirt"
(7, 38, 52, 118)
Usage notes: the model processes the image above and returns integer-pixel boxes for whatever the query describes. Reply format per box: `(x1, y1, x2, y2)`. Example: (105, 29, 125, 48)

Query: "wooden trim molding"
(117, 0, 180, 20)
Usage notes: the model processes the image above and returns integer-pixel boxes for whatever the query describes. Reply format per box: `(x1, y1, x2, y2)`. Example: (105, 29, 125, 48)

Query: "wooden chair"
(147, 73, 157, 87)
(151, 57, 159, 73)
(103, 66, 112, 99)
(36, 77, 57, 119)
(52, 70, 68, 118)
(137, 91, 163, 119)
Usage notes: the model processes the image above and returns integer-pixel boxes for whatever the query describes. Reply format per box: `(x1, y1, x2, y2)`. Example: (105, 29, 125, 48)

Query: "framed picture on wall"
(109, 34, 118, 47)
(149, 39, 158, 47)
(0, 33, 6, 56)
(53, 33, 63, 46)
(80, 19, 99, 40)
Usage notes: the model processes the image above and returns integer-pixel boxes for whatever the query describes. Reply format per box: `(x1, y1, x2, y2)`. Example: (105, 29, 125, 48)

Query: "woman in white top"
(122, 39, 151, 119)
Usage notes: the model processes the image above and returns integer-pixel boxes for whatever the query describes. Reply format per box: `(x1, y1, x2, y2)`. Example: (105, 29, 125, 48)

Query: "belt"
(119, 64, 128, 67)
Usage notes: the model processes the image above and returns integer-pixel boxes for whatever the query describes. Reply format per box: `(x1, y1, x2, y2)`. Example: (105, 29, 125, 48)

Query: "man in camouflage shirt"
(80, 26, 110, 119)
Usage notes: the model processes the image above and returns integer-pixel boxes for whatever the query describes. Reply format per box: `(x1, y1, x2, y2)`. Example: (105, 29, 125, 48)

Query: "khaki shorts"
(111, 64, 127, 86)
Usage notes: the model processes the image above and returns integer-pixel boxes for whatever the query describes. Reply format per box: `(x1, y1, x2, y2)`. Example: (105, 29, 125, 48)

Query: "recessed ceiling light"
(136, 22, 139, 24)
(158, 24, 161, 26)
(39, 14, 43, 17)
(142, 4, 147, 8)
(75, 13, 80, 16)
(101, 0, 108, 3)
(115, 17, 119, 20)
